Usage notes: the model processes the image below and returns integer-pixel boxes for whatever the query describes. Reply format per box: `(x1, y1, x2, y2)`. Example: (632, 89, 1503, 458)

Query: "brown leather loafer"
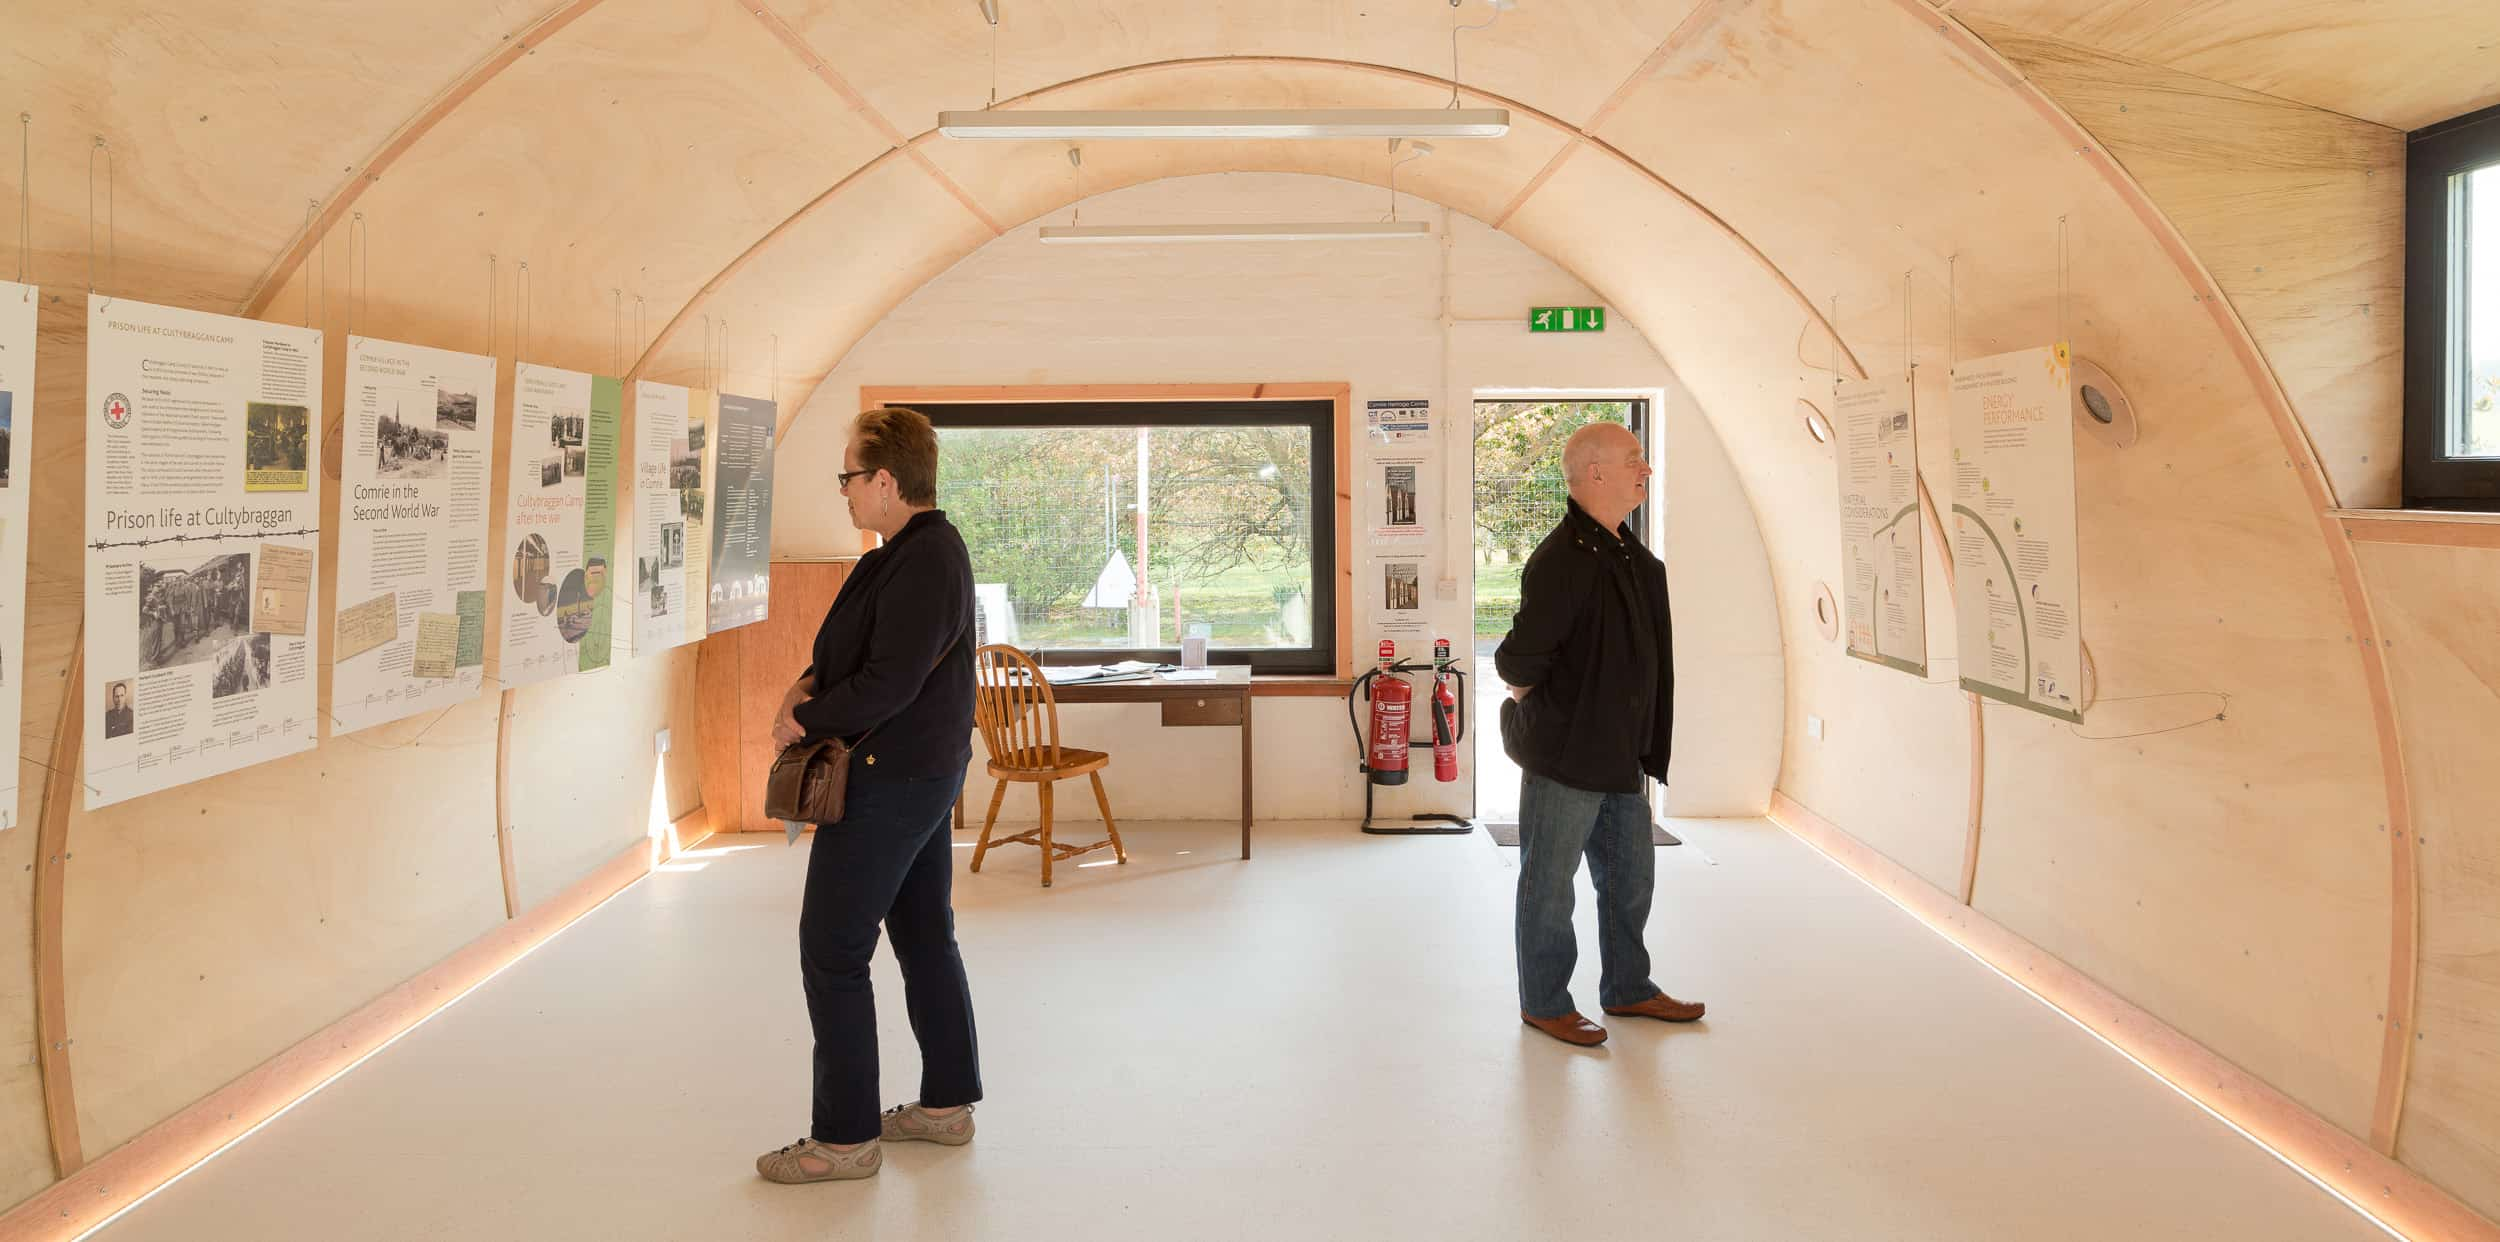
(1603, 992, 1707, 1022)
(1521, 1010, 1608, 1046)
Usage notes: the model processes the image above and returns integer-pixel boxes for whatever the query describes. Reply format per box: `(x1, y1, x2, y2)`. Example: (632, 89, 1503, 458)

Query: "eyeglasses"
(837, 467, 877, 488)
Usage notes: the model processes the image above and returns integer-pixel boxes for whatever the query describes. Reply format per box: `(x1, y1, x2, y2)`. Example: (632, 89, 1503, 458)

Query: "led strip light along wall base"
(939, 108, 1512, 140)
(1039, 221, 1434, 244)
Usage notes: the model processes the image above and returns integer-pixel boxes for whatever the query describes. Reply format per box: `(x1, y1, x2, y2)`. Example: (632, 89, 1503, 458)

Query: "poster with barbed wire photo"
(84, 294, 323, 809)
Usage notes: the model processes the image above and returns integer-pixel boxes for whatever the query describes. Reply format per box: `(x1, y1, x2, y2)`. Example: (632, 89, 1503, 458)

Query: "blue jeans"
(1515, 770, 1657, 1019)
(800, 770, 982, 1144)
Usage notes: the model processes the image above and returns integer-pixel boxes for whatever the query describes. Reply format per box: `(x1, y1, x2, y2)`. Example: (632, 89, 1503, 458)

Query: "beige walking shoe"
(755, 1137, 881, 1183)
(881, 1102, 975, 1146)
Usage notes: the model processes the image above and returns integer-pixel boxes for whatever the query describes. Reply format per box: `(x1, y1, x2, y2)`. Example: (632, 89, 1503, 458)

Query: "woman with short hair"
(756, 405, 983, 1183)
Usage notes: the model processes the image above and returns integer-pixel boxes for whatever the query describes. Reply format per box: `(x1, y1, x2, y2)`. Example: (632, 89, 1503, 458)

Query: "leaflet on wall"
(1833, 374, 1927, 676)
(1365, 398, 1433, 445)
(83, 295, 322, 809)
(499, 364, 619, 688)
(1374, 555, 1430, 642)
(706, 392, 775, 633)
(632, 380, 701, 655)
(0, 284, 35, 827)
(1950, 345, 2083, 722)
(1371, 456, 1430, 545)
(331, 338, 496, 733)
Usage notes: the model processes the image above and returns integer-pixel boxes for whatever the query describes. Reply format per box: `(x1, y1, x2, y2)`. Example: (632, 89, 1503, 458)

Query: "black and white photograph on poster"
(244, 401, 311, 492)
(1382, 560, 1423, 613)
(661, 521, 684, 569)
(1371, 457, 1430, 543)
(539, 456, 562, 487)
(550, 412, 584, 449)
(670, 433, 698, 490)
(375, 401, 451, 479)
(212, 633, 272, 699)
(555, 569, 592, 643)
(138, 553, 252, 672)
(0, 390, 14, 487)
(435, 387, 479, 432)
(102, 678, 133, 739)
(564, 445, 586, 477)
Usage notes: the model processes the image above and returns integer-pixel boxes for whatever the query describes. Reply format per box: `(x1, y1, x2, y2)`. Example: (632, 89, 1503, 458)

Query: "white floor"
(91, 817, 2389, 1242)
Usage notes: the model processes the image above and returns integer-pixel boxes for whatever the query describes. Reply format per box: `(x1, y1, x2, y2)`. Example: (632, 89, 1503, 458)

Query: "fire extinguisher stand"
(1347, 638, 1476, 836)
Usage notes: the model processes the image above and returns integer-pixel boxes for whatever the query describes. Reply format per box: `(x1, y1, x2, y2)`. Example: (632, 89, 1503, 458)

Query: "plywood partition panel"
(704, 561, 851, 834)
(2356, 539, 2500, 1221)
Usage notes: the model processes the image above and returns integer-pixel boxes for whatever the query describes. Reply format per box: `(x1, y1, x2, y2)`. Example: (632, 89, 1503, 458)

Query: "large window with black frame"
(916, 400, 1337, 676)
(2405, 101, 2500, 507)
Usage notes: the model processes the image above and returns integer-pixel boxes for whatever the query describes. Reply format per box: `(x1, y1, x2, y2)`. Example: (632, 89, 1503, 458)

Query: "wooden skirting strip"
(0, 828, 673, 1242)
(2337, 512, 2500, 551)
(1769, 792, 2498, 1242)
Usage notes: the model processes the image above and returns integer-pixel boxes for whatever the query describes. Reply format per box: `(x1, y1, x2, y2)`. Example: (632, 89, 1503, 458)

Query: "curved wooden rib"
(495, 689, 520, 919)
(1904, 0, 2419, 1155)
(237, 0, 615, 318)
(625, 54, 1874, 392)
(34, 641, 86, 1177)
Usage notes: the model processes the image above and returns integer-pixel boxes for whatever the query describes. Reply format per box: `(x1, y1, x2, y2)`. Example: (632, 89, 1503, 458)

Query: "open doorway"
(1470, 398, 1649, 827)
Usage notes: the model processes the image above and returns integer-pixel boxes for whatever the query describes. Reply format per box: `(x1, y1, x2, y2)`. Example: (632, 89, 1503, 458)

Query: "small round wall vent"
(1812, 581, 1839, 642)
(1800, 399, 1834, 446)
(2072, 357, 2138, 448)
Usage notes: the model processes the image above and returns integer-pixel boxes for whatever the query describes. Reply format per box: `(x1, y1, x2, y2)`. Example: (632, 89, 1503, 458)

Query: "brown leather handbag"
(763, 632, 961, 825)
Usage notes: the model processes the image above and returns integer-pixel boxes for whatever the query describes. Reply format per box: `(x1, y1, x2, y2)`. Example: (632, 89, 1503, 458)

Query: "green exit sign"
(1530, 306, 1605, 333)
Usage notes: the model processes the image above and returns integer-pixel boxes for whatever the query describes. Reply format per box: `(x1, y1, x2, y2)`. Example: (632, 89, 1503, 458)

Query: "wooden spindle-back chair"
(970, 644, 1127, 887)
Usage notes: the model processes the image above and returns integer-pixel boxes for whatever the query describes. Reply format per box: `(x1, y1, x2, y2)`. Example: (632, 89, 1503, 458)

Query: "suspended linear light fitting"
(939, 107, 1510, 140)
(1039, 221, 1432, 244)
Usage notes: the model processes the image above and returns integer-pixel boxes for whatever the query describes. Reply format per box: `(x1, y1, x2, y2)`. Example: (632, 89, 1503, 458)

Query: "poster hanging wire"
(86, 136, 113, 301)
(1904, 270, 1914, 375)
(486, 254, 498, 356)
(1947, 254, 1958, 374)
(347, 212, 368, 338)
(612, 287, 622, 376)
(771, 332, 779, 408)
(517, 261, 533, 359)
(300, 201, 320, 328)
(1828, 293, 1839, 386)
(2057, 214, 2069, 351)
(16, 114, 29, 290)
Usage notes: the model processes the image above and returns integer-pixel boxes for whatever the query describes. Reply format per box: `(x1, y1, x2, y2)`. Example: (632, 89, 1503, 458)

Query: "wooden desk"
(962, 666, 1256, 859)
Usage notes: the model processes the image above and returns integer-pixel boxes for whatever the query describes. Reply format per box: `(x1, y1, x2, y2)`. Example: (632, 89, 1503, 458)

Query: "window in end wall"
(920, 400, 1337, 676)
(2405, 102, 2500, 507)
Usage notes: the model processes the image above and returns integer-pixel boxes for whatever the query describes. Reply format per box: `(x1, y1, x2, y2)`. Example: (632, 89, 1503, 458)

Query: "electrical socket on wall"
(655, 728, 672, 755)
(1807, 714, 1825, 741)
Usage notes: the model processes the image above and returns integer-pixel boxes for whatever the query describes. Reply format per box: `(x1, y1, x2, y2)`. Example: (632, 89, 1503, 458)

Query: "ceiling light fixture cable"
(1448, 0, 1509, 109)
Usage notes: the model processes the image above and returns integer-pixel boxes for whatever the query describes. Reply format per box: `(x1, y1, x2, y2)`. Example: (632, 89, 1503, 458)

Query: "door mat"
(1483, 820, 1681, 847)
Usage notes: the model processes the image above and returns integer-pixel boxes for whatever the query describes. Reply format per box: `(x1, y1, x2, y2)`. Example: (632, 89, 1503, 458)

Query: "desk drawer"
(1161, 694, 1244, 727)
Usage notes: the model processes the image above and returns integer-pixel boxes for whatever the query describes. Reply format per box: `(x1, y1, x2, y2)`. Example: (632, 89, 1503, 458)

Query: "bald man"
(1494, 421, 1705, 1047)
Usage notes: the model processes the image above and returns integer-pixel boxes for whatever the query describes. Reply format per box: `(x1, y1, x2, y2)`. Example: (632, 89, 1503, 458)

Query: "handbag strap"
(847, 623, 968, 749)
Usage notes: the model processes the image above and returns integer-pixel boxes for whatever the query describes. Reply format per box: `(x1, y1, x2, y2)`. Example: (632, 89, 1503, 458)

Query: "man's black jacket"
(1493, 498, 1674, 795)
(793, 509, 975, 783)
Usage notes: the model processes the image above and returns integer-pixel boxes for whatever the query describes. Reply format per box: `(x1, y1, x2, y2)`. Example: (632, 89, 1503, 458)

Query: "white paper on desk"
(1105, 660, 1158, 674)
(1161, 668, 1219, 682)
(1039, 665, 1106, 684)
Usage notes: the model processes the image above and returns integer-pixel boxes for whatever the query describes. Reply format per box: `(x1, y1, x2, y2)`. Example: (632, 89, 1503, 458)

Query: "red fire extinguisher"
(1431, 637, 1459, 783)
(1367, 639, 1410, 786)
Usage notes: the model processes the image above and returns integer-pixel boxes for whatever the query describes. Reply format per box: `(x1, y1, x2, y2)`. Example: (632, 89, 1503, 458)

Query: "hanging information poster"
(500, 364, 619, 687)
(0, 283, 35, 827)
(680, 390, 713, 642)
(633, 380, 701, 655)
(1950, 345, 2083, 722)
(1365, 398, 1433, 445)
(84, 295, 322, 808)
(1833, 374, 1927, 675)
(705, 392, 775, 633)
(1374, 554, 1429, 643)
(1370, 456, 1430, 545)
(332, 338, 496, 733)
